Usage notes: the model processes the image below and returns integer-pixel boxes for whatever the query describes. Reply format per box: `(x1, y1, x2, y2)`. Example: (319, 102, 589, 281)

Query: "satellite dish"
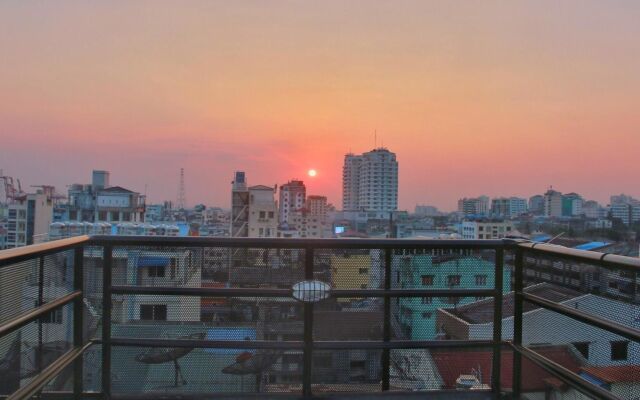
(292, 280, 331, 303)
(135, 332, 205, 387)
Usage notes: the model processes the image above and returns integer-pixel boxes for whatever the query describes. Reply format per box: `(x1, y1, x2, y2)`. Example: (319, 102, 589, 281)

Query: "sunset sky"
(1, 1, 639, 211)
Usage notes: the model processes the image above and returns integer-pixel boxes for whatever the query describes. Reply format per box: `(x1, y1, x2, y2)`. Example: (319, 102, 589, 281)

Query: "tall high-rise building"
(279, 180, 306, 225)
(610, 194, 640, 225)
(341, 148, 398, 212)
(7, 191, 53, 247)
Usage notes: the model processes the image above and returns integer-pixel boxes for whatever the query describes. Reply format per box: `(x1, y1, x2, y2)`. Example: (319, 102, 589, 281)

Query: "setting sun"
(308, 169, 317, 177)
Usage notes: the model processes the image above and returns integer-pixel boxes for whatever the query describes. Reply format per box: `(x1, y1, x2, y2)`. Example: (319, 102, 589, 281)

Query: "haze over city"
(2, 1, 640, 210)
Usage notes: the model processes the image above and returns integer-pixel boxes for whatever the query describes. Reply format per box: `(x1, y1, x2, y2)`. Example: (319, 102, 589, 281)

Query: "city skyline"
(2, 1, 640, 210)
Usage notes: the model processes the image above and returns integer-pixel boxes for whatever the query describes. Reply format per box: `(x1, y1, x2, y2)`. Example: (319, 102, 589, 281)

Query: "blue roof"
(532, 235, 551, 243)
(574, 242, 609, 251)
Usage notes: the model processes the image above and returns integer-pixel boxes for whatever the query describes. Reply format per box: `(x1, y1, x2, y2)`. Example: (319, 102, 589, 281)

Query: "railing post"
(512, 248, 524, 399)
(492, 247, 504, 398)
(102, 245, 113, 399)
(302, 246, 314, 398)
(381, 248, 392, 391)
(37, 256, 45, 374)
(73, 246, 84, 399)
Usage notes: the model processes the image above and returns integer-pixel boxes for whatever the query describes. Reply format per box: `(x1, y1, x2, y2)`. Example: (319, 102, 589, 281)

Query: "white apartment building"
(6, 192, 53, 247)
(611, 203, 640, 225)
(458, 196, 490, 216)
(460, 220, 514, 239)
(342, 148, 398, 213)
(544, 189, 563, 218)
(248, 185, 278, 238)
(279, 180, 306, 225)
(490, 197, 528, 218)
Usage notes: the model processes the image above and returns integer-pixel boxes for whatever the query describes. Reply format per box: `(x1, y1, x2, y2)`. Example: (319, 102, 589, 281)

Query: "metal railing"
(0, 236, 638, 399)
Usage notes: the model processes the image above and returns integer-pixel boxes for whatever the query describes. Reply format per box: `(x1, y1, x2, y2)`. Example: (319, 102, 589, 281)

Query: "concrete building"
(490, 197, 528, 218)
(342, 148, 398, 213)
(458, 196, 490, 216)
(544, 189, 563, 218)
(414, 205, 440, 217)
(583, 200, 607, 219)
(306, 195, 328, 219)
(562, 192, 584, 217)
(279, 180, 306, 225)
(610, 203, 640, 225)
(330, 254, 373, 301)
(230, 171, 249, 237)
(438, 283, 640, 367)
(64, 171, 145, 224)
(248, 185, 278, 238)
(6, 191, 53, 247)
(460, 219, 514, 240)
(529, 195, 545, 216)
(394, 252, 511, 340)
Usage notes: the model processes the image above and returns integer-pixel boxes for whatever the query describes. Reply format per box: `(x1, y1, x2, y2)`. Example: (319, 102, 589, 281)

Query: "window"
(358, 268, 369, 274)
(268, 211, 274, 218)
(475, 275, 487, 286)
(421, 275, 434, 286)
(447, 275, 461, 286)
(148, 266, 166, 278)
(422, 312, 432, 319)
(140, 305, 168, 321)
(421, 297, 432, 304)
(573, 342, 590, 359)
(611, 341, 629, 361)
(259, 211, 266, 219)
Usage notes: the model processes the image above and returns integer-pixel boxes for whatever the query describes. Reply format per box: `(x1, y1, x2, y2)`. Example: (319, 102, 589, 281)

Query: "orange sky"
(1, 1, 639, 210)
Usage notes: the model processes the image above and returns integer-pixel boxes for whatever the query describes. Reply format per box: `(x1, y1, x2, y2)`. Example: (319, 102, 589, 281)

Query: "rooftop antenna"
(177, 168, 186, 210)
(548, 232, 565, 244)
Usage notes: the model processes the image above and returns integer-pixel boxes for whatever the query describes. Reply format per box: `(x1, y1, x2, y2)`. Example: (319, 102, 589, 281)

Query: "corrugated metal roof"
(574, 241, 609, 251)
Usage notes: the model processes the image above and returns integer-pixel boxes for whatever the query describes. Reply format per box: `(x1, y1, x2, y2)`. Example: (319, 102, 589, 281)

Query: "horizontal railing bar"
(512, 344, 620, 400)
(0, 235, 90, 268)
(313, 339, 495, 350)
(332, 288, 497, 298)
(111, 286, 496, 298)
(88, 235, 505, 249)
(0, 291, 82, 339)
(109, 390, 492, 400)
(517, 241, 640, 273)
(107, 338, 304, 350)
(104, 338, 496, 350)
(0, 392, 102, 400)
(111, 286, 291, 297)
(522, 292, 640, 343)
(7, 342, 93, 400)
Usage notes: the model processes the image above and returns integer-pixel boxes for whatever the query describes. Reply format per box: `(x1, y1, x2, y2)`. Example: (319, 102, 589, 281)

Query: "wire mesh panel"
(111, 345, 295, 395)
(311, 349, 382, 393)
(0, 303, 74, 395)
(390, 347, 494, 392)
(518, 249, 640, 400)
(0, 259, 40, 326)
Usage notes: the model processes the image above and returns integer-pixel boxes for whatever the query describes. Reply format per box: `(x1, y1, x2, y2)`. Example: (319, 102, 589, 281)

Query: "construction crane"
(0, 169, 24, 205)
(30, 185, 66, 202)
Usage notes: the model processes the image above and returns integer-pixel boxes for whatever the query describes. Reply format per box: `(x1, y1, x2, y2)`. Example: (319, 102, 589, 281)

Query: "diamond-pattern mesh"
(517, 248, 640, 400)
(8, 240, 638, 398)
